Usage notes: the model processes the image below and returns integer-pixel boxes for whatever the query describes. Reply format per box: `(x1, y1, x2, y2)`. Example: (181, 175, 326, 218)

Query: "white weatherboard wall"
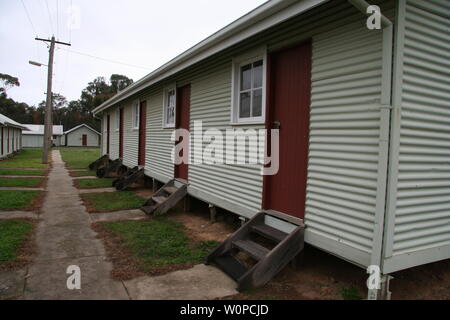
(188, 60, 264, 217)
(110, 111, 120, 159)
(144, 88, 174, 183)
(122, 102, 138, 168)
(383, 0, 450, 274)
(102, 114, 108, 155)
(22, 135, 43, 148)
(65, 127, 100, 147)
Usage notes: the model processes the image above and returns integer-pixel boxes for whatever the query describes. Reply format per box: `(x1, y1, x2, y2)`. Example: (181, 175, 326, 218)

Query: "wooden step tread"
(251, 224, 288, 243)
(163, 186, 177, 194)
(152, 196, 167, 204)
(213, 255, 247, 281)
(232, 239, 270, 261)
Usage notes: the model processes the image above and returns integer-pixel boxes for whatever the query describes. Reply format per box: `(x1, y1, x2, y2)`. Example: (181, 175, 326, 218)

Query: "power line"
(20, 0, 37, 36)
(59, 47, 152, 70)
(45, 0, 54, 35)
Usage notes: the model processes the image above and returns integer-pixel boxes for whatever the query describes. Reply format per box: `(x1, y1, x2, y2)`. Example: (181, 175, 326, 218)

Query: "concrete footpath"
(1, 150, 236, 300)
(23, 150, 129, 299)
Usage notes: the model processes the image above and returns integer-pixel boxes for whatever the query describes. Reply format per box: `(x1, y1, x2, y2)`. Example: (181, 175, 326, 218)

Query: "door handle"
(273, 121, 281, 130)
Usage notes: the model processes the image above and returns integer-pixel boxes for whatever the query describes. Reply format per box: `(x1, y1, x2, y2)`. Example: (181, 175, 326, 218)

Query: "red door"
(106, 115, 111, 154)
(119, 108, 124, 158)
(175, 84, 190, 181)
(138, 101, 147, 166)
(82, 134, 87, 146)
(263, 41, 312, 219)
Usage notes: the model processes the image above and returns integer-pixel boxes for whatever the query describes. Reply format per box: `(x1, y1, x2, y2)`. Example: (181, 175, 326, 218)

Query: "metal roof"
(0, 113, 26, 130)
(93, 0, 328, 115)
(22, 124, 64, 135)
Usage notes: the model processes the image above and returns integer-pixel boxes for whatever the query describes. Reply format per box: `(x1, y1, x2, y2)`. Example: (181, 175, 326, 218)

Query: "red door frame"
(119, 108, 124, 158)
(262, 40, 312, 219)
(174, 84, 191, 181)
(106, 114, 111, 154)
(138, 101, 147, 166)
(82, 134, 87, 146)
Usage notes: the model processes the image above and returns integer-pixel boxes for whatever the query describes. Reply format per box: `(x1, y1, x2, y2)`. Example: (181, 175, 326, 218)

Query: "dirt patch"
(222, 245, 450, 300)
(24, 191, 46, 212)
(0, 218, 38, 272)
(168, 210, 236, 243)
(134, 188, 153, 199)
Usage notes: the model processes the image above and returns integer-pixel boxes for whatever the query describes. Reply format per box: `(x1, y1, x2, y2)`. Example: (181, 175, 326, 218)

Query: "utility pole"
(35, 36, 71, 164)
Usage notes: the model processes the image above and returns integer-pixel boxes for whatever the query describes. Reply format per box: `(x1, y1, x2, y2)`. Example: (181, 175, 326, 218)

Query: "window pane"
(240, 64, 252, 90)
(253, 60, 263, 88)
(166, 90, 175, 125)
(239, 92, 251, 118)
(252, 89, 262, 117)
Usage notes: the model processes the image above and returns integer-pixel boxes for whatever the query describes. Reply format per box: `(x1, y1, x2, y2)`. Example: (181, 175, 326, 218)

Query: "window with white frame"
(132, 100, 140, 129)
(115, 108, 120, 131)
(163, 85, 176, 128)
(231, 50, 266, 124)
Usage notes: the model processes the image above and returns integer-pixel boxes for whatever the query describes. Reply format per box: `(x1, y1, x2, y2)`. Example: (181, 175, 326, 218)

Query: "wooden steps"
(97, 158, 127, 178)
(250, 224, 288, 243)
(112, 166, 145, 191)
(141, 179, 188, 216)
(233, 239, 269, 261)
(89, 155, 110, 171)
(207, 210, 305, 291)
(214, 255, 248, 281)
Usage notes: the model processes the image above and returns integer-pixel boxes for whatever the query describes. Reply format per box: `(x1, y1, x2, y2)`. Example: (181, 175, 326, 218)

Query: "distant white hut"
(22, 124, 64, 148)
(0, 113, 25, 159)
(62, 124, 101, 147)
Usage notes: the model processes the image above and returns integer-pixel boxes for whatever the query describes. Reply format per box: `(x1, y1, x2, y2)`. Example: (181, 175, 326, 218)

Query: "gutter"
(347, 0, 394, 297)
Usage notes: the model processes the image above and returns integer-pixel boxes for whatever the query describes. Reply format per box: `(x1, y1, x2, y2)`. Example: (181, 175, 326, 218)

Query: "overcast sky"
(0, 0, 267, 106)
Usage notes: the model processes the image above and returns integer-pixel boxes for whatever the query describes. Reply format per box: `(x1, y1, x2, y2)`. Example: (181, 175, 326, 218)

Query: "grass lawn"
(100, 219, 219, 275)
(0, 220, 33, 266)
(59, 148, 100, 169)
(0, 190, 42, 210)
(0, 149, 47, 169)
(81, 191, 146, 212)
(70, 170, 96, 177)
(75, 178, 113, 189)
(0, 178, 44, 188)
(0, 169, 47, 176)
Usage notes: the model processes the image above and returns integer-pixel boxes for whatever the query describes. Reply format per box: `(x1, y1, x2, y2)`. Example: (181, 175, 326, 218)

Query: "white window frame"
(132, 100, 140, 130)
(231, 47, 267, 125)
(162, 84, 176, 128)
(115, 108, 120, 131)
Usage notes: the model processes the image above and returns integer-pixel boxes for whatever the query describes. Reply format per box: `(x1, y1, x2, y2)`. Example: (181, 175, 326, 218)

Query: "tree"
(110, 74, 133, 93)
(0, 73, 20, 97)
(0, 73, 133, 132)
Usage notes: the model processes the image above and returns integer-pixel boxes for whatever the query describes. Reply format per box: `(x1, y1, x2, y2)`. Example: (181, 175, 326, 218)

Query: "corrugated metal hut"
(92, 0, 450, 297)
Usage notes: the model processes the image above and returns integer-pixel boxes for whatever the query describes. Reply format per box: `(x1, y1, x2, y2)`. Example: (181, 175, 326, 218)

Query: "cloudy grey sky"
(0, 0, 267, 106)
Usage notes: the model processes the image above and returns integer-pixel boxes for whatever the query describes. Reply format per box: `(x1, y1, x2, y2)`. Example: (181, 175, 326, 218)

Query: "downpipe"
(347, 0, 394, 300)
